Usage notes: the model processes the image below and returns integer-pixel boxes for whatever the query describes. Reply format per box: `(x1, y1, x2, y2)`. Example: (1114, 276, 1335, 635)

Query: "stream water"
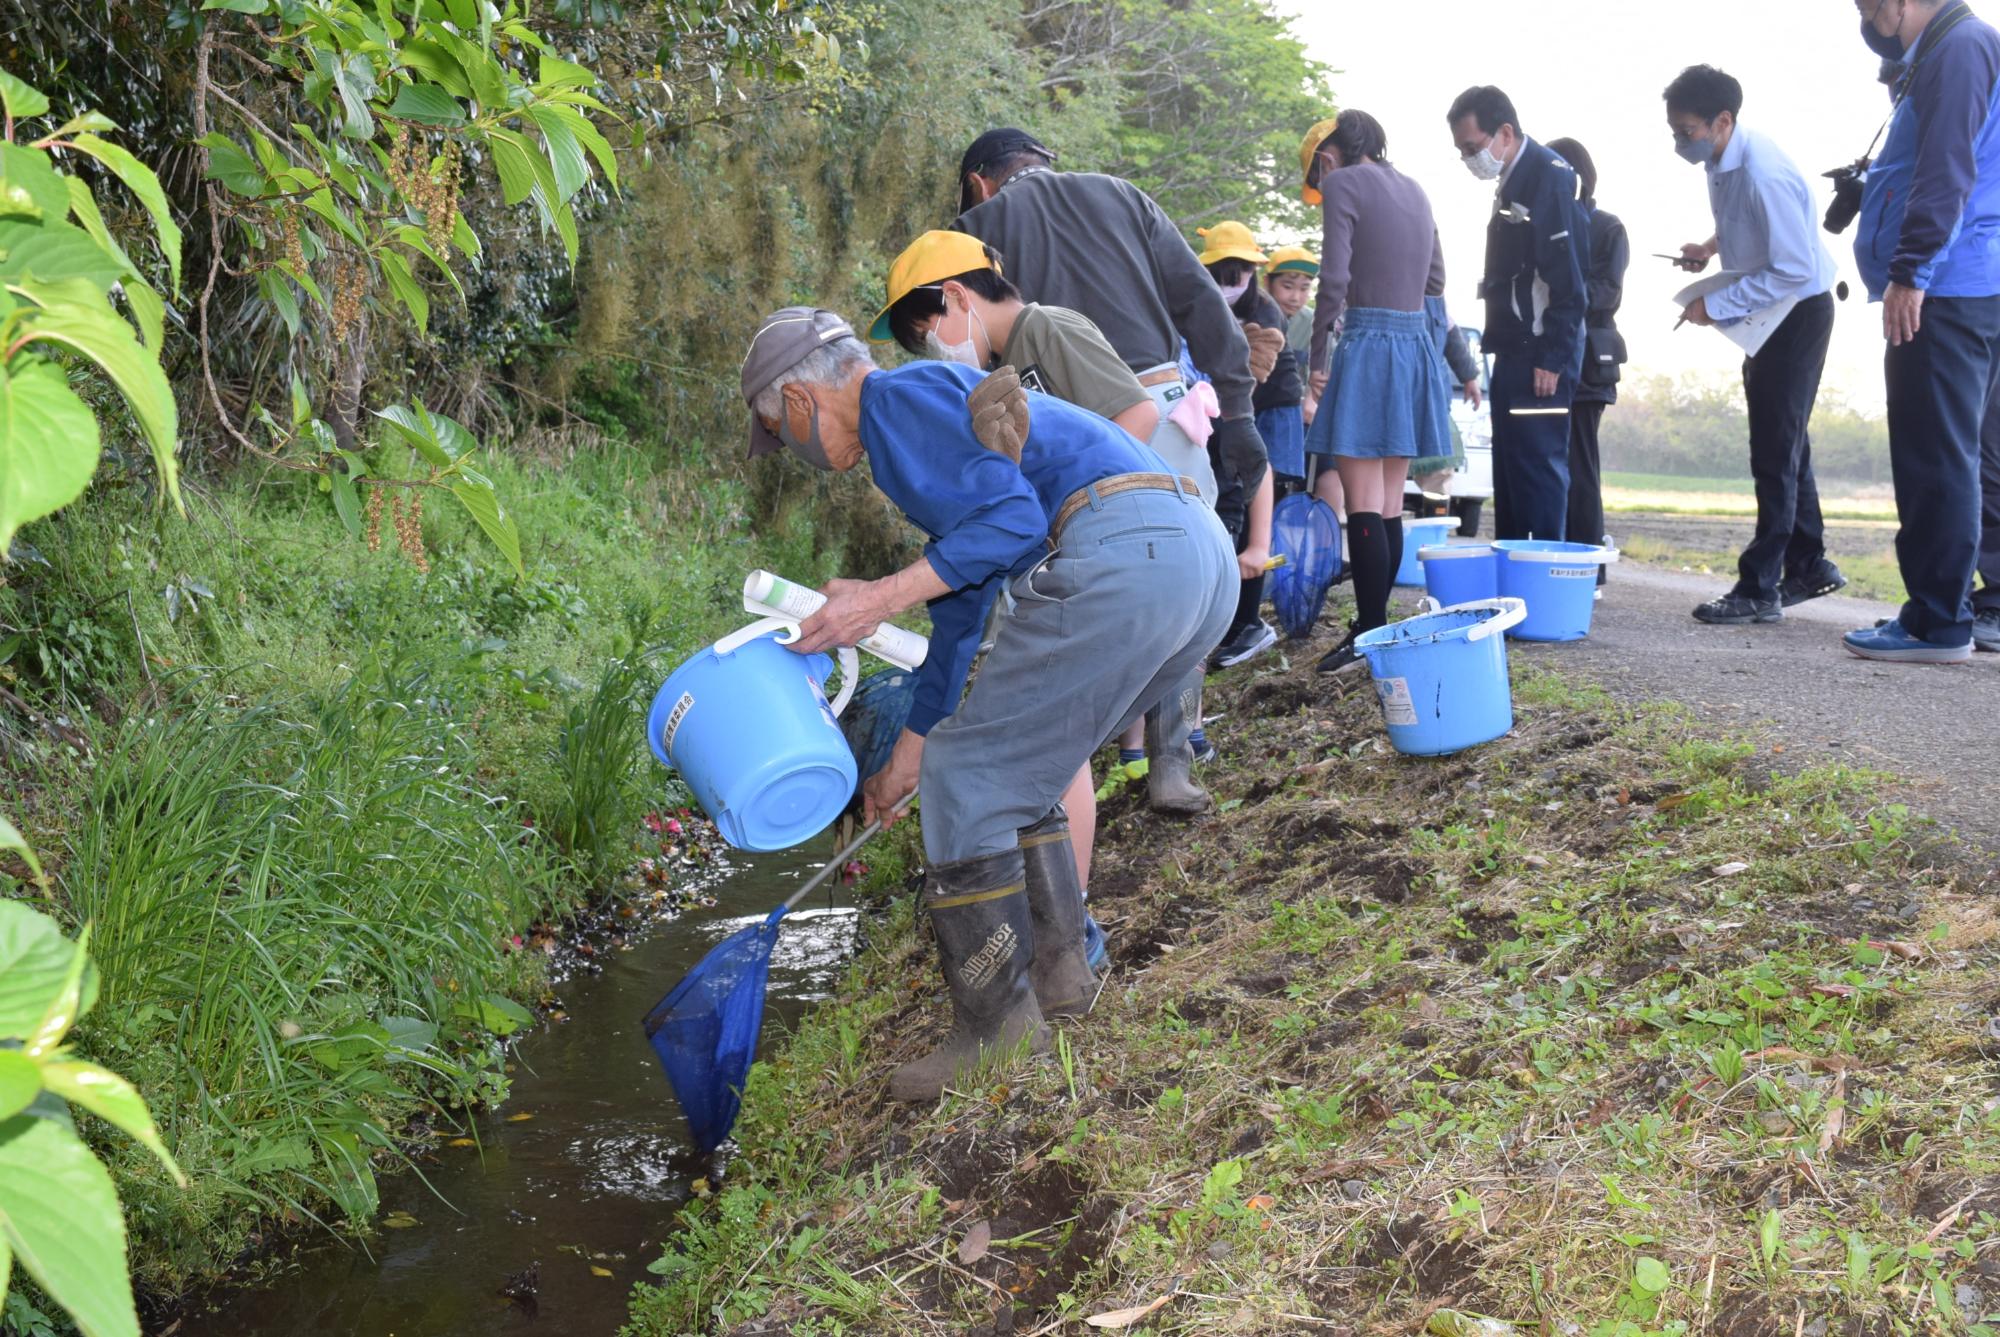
(175, 845, 862, 1337)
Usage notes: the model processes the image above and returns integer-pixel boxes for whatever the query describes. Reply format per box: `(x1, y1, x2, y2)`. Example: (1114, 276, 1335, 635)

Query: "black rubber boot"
(889, 849, 1048, 1103)
(1144, 680, 1211, 816)
(1019, 807, 1097, 1018)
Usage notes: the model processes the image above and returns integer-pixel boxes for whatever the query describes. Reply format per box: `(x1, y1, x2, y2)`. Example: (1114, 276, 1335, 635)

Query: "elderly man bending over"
(742, 307, 1235, 1101)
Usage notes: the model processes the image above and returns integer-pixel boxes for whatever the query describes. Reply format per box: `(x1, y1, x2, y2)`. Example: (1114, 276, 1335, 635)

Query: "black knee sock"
(1349, 511, 1390, 633)
(1384, 515, 1405, 584)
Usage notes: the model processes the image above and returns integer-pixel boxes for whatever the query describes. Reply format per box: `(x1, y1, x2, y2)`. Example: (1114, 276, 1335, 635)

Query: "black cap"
(957, 129, 1056, 213)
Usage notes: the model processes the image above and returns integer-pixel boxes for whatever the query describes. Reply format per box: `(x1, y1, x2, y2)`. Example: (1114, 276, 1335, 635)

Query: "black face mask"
(1861, 14, 1905, 61)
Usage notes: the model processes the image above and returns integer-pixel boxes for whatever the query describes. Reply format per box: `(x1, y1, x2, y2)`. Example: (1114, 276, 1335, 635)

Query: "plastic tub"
(1395, 516, 1463, 586)
(1352, 599, 1527, 756)
(648, 618, 859, 851)
(1419, 543, 1498, 607)
(1493, 540, 1620, 641)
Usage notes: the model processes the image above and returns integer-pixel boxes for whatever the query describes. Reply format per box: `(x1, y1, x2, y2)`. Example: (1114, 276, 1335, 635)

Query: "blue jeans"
(1490, 355, 1575, 541)
(919, 483, 1236, 863)
(1885, 294, 2000, 644)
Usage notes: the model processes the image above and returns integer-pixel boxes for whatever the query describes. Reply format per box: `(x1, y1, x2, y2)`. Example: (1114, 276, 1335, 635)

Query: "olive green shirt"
(996, 303, 1149, 425)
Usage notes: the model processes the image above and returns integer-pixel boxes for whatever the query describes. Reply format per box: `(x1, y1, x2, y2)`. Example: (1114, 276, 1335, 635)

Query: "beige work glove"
(1242, 323, 1285, 384)
(968, 366, 1030, 462)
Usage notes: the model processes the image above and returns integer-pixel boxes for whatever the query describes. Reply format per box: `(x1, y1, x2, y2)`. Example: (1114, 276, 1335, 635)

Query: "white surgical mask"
(1218, 276, 1251, 304)
(1463, 142, 1504, 182)
(923, 294, 989, 368)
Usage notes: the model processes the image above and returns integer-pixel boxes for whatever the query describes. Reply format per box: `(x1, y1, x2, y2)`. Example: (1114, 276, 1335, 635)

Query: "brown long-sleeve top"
(1308, 159, 1448, 373)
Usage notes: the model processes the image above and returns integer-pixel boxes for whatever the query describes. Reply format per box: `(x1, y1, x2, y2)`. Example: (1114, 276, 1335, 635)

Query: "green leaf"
(257, 267, 299, 338)
(0, 72, 50, 122)
(386, 84, 466, 127)
(381, 1015, 439, 1054)
(392, 226, 463, 297)
(0, 356, 102, 560)
(0, 1051, 39, 1122)
(26, 924, 90, 1058)
(0, 812, 41, 877)
(536, 54, 598, 90)
(399, 40, 473, 99)
(201, 0, 271, 10)
(420, 402, 477, 458)
(485, 129, 543, 208)
(0, 220, 129, 289)
(197, 134, 268, 198)
(48, 111, 117, 138)
(451, 479, 523, 578)
(552, 199, 578, 267)
(531, 102, 617, 190)
(1759, 1208, 1782, 1268)
(332, 53, 379, 140)
(372, 404, 452, 467)
(0, 903, 97, 1040)
(328, 460, 362, 538)
(449, 212, 481, 266)
(0, 1104, 141, 1337)
(10, 281, 177, 511)
(1633, 1256, 1669, 1294)
(64, 178, 140, 278)
(300, 187, 366, 246)
(62, 135, 184, 294)
(452, 993, 533, 1035)
(38, 1060, 186, 1186)
(121, 280, 164, 353)
(524, 107, 586, 202)
(0, 145, 70, 221)
(377, 249, 428, 334)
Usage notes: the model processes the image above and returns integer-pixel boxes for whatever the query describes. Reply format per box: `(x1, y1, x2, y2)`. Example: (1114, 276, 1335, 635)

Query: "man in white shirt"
(1668, 64, 1843, 626)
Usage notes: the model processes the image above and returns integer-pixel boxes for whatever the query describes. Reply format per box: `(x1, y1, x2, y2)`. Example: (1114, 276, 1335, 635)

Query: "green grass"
(624, 655, 1999, 1336)
(1619, 533, 1909, 604)
(0, 441, 853, 1293)
(1605, 469, 1760, 496)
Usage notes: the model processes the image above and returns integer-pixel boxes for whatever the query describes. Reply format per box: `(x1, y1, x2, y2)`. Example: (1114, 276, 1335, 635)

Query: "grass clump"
(625, 648, 1999, 1336)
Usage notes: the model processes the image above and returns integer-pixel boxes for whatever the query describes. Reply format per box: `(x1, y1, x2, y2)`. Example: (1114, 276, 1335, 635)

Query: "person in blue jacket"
(1844, 0, 2000, 664)
(1445, 86, 1590, 542)
(739, 307, 1235, 1101)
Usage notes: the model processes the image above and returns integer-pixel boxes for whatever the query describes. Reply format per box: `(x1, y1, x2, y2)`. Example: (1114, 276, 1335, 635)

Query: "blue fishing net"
(643, 906, 786, 1154)
(840, 666, 918, 785)
(1270, 492, 1342, 639)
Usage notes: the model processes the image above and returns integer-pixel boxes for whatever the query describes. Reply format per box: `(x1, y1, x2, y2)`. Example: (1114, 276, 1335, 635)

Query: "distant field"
(1602, 470, 1897, 520)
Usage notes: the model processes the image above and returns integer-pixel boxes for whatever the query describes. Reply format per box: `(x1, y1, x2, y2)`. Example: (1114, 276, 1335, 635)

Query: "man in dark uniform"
(951, 128, 1268, 816)
(1446, 87, 1589, 542)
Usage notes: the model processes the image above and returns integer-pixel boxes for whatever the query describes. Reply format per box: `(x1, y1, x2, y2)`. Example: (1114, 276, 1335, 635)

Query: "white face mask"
(1218, 276, 1252, 304)
(1463, 141, 1505, 182)
(923, 293, 989, 368)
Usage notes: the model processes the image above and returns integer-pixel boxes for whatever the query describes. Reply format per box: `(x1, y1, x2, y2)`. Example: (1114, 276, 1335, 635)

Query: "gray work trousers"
(919, 482, 1236, 863)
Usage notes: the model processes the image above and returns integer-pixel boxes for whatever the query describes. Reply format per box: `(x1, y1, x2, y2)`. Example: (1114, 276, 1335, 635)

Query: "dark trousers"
(1979, 367, 2000, 614)
(1735, 292, 1835, 603)
(1884, 293, 2000, 643)
(1490, 355, 1574, 541)
(1567, 397, 1608, 541)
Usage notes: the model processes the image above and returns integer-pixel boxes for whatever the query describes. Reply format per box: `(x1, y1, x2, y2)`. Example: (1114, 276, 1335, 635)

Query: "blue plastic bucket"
(1395, 516, 1463, 586)
(647, 619, 859, 851)
(1493, 540, 1620, 642)
(1352, 599, 1527, 757)
(1419, 543, 1498, 607)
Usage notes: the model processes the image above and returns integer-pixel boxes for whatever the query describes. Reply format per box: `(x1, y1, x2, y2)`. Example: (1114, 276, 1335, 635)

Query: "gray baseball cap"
(741, 306, 856, 458)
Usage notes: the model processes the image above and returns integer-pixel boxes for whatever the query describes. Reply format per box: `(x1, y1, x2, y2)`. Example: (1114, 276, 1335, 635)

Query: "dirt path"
(1506, 559, 2000, 855)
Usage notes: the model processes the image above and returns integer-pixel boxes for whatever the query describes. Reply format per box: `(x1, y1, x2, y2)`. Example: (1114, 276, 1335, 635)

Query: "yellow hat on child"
(1266, 245, 1320, 276)
(1299, 116, 1340, 205)
(869, 230, 1000, 342)
(1194, 221, 1268, 267)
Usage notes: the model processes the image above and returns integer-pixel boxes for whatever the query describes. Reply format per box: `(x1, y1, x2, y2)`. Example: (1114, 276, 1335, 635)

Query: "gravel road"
(1505, 554, 2000, 857)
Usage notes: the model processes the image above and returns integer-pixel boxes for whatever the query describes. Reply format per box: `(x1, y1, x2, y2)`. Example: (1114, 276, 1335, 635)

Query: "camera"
(1823, 161, 1868, 234)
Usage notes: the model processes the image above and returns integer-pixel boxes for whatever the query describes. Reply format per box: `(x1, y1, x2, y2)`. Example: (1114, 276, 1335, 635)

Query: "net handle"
(774, 790, 918, 919)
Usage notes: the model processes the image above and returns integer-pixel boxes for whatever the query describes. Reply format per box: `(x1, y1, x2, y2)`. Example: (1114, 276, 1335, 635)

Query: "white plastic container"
(742, 570, 929, 670)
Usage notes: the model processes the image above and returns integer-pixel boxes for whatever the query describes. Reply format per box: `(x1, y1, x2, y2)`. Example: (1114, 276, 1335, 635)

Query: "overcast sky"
(1277, 0, 1893, 409)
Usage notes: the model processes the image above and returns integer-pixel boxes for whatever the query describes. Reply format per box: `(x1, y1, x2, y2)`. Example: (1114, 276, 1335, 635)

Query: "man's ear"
(780, 381, 813, 431)
(964, 172, 994, 207)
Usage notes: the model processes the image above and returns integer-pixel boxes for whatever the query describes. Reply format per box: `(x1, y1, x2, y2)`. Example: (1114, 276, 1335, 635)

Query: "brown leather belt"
(1051, 472, 1199, 545)
(1136, 367, 1183, 388)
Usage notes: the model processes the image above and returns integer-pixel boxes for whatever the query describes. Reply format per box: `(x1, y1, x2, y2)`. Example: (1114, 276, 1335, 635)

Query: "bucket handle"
(1453, 597, 1528, 643)
(711, 616, 862, 718)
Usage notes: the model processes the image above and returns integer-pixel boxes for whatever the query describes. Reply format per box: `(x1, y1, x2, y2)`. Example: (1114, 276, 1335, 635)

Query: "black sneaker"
(1214, 618, 1278, 669)
(1315, 627, 1366, 675)
(1693, 593, 1782, 625)
(1974, 607, 2000, 653)
(1779, 563, 1848, 607)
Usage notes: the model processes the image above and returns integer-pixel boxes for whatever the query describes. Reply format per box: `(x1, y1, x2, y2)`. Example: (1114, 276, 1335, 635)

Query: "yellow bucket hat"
(1194, 221, 1268, 267)
(1299, 116, 1340, 205)
(869, 230, 1000, 342)
(1265, 244, 1320, 277)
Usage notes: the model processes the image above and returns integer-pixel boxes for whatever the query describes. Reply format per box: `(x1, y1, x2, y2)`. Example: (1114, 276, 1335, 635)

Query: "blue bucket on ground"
(1352, 598, 1527, 757)
(1395, 516, 1462, 586)
(1493, 540, 1620, 642)
(1419, 543, 1498, 607)
(647, 618, 859, 851)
